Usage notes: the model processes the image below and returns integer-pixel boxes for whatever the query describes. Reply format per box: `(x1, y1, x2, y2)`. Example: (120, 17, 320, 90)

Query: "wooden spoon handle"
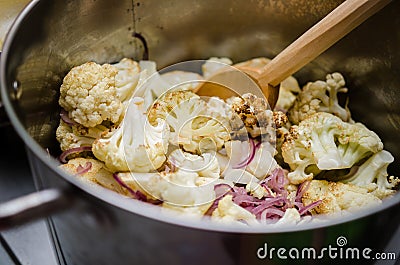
(258, 0, 391, 88)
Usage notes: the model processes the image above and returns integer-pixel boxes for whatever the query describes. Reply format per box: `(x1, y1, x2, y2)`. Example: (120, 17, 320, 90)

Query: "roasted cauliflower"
(92, 97, 169, 172)
(288, 73, 351, 124)
(59, 58, 140, 127)
(282, 112, 383, 184)
(302, 180, 381, 214)
(148, 90, 230, 153)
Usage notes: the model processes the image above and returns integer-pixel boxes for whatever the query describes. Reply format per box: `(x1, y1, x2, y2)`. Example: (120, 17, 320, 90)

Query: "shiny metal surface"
(0, 0, 399, 264)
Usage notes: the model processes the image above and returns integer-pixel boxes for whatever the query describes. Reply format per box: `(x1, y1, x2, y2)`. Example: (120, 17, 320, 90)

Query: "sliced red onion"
(232, 138, 258, 169)
(260, 207, 285, 221)
(59, 146, 92, 163)
(298, 200, 322, 216)
(214, 183, 233, 198)
(232, 194, 263, 206)
(204, 184, 233, 216)
(76, 162, 92, 175)
(295, 180, 311, 202)
(250, 197, 284, 215)
(113, 173, 149, 202)
(60, 109, 77, 126)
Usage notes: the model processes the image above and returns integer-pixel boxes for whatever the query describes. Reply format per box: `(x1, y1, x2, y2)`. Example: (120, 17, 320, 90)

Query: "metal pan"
(0, 0, 399, 264)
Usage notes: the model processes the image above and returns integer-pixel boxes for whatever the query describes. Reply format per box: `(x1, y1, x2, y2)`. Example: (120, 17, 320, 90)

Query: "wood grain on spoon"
(195, 0, 391, 108)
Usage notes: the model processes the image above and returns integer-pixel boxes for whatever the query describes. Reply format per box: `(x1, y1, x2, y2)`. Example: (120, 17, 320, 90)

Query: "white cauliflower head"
(148, 90, 231, 154)
(282, 112, 383, 184)
(92, 97, 169, 172)
(288, 72, 352, 124)
(59, 58, 140, 127)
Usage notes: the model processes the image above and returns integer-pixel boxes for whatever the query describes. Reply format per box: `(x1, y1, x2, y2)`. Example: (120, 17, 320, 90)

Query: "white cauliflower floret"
(288, 72, 352, 124)
(59, 58, 140, 127)
(339, 150, 399, 199)
(211, 195, 257, 225)
(113, 58, 141, 105)
(275, 76, 301, 113)
(273, 208, 301, 225)
(168, 149, 220, 179)
(148, 90, 230, 153)
(135, 60, 203, 109)
(60, 158, 127, 195)
(282, 112, 383, 184)
(225, 140, 279, 180)
(302, 180, 381, 214)
(202, 57, 233, 78)
(145, 169, 217, 206)
(56, 120, 110, 151)
(92, 97, 169, 172)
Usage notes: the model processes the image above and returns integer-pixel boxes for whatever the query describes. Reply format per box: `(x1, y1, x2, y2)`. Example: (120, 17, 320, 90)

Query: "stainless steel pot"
(0, 0, 399, 264)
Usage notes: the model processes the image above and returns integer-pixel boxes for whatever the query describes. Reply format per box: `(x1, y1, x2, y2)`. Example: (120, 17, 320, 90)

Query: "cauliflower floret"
(168, 149, 220, 179)
(211, 195, 257, 225)
(282, 112, 383, 184)
(273, 208, 301, 225)
(135, 60, 204, 110)
(229, 93, 288, 140)
(339, 150, 399, 199)
(201, 57, 233, 78)
(92, 97, 169, 172)
(302, 180, 381, 214)
(148, 90, 230, 153)
(145, 169, 217, 206)
(60, 158, 127, 195)
(225, 140, 279, 180)
(56, 120, 111, 151)
(59, 58, 140, 127)
(275, 76, 301, 113)
(288, 72, 352, 124)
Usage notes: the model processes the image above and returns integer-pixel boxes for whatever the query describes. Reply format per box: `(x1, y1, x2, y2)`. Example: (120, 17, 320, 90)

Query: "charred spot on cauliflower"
(229, 93, 288, 141)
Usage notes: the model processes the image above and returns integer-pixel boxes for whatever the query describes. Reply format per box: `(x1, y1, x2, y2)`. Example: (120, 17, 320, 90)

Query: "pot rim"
(1, 0, 399, 234)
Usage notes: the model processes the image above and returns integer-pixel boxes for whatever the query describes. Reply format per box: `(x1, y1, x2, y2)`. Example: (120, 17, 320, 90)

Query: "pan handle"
(0, 188, 73, 230)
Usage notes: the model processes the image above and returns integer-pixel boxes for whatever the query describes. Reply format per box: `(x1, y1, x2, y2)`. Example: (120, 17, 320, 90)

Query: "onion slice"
(113, 173, 147, 202)
(59, 146, 92, 163)
(60, 109, 77, 126)
(76, 162, 92, 175)
(232, 138, 258, 169)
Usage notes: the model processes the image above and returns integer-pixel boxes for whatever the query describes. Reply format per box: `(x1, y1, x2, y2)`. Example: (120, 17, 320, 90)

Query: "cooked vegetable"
(282, 112, 383, 184)
(57, 57, 398, 226)
(92, 97, 169, 172)
(59, 58, 140, 127)
(302, 180, 381, 214)
(148, 90, 230, 153)
(338, 150, 400, 199)
(288, 72, 351, 124)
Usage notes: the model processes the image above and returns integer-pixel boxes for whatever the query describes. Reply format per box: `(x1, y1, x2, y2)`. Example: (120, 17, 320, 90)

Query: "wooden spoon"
(195, 0, 391, 109)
